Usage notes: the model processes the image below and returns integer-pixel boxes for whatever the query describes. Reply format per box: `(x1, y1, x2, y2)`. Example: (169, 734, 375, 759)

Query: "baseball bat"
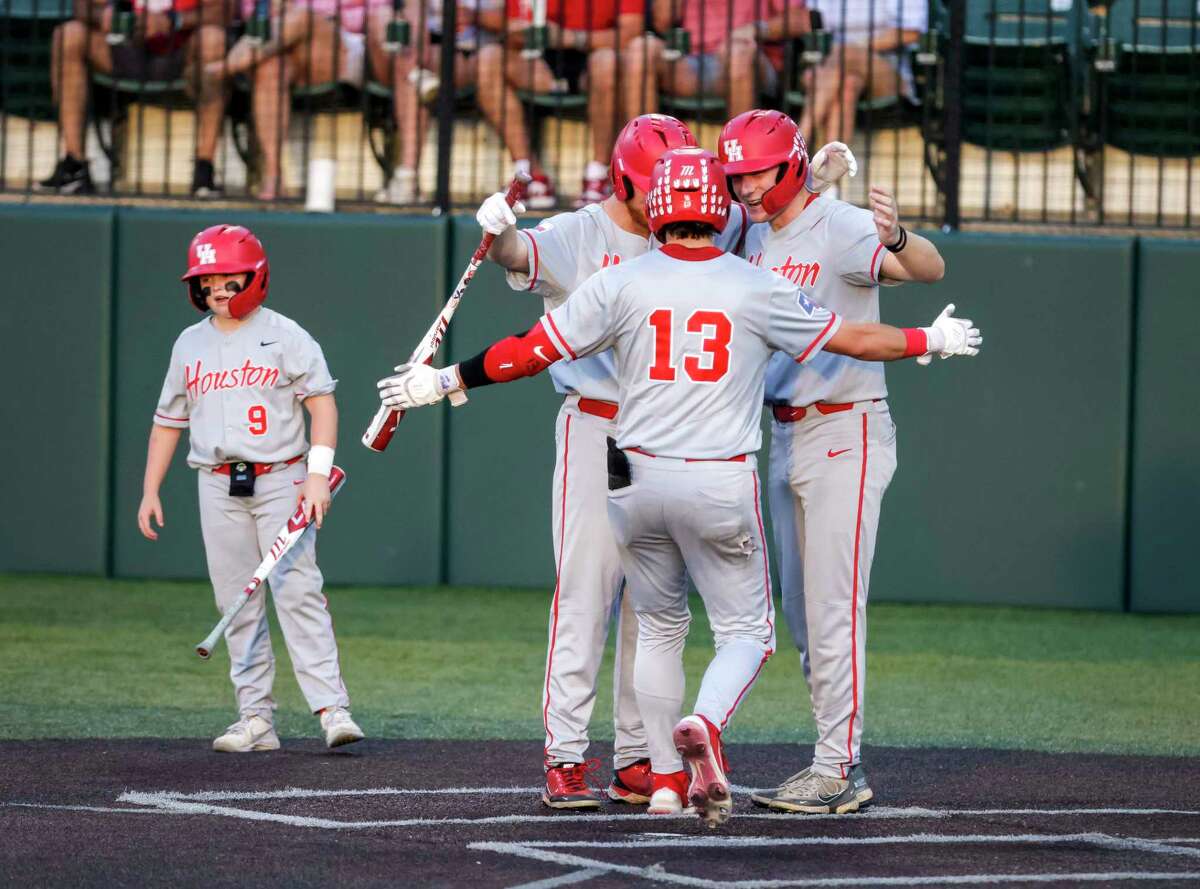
(361, 172, 530, 453)
(194, 465, 347, 659)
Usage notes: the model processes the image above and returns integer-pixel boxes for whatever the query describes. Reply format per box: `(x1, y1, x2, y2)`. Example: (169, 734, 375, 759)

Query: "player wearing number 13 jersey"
(377, 149, 981, 826)
(138, 224, 363, 754)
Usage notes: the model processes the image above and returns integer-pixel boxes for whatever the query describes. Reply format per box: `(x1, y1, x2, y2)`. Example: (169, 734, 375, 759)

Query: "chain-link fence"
(1, 0, 1196, 227)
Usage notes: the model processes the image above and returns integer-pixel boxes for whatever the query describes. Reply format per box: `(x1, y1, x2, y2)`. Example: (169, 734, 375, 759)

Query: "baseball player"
(376, 147, 980, 825)
(717, 109, 948, 814)
(137, 224, 364, 753)
(475, 113, 854, 810)
(472, 113, 744, 809)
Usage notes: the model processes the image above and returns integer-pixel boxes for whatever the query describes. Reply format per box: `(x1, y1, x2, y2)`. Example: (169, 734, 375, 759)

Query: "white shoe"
(407, 67, 440, 103)
(375, 167, 417, 204)
(212, 715, 280, 753)
(320, 707, 365, 748)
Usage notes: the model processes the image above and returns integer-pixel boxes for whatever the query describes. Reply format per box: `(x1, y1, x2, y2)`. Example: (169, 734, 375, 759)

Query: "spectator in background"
(477, 0, 643, 209)
(623, 0, 808, 120)
(38, 0, 228, 196)
(798, 0, 927, 147)
(375, 0, 500, 204)
(212, 0, 391, 200)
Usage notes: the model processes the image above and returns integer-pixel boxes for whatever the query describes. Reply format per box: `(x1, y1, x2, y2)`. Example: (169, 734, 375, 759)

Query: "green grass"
(1, 575, 1198, 756)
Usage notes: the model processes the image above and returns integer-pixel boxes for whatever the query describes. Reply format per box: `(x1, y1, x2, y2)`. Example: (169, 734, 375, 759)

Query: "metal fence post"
(433, 0, 458, 212)
(943, 0, 964, 229)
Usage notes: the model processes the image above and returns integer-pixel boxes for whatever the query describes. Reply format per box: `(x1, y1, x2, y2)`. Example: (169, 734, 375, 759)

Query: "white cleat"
(212, 715, 280, 753)
(320, 707, 365, 748)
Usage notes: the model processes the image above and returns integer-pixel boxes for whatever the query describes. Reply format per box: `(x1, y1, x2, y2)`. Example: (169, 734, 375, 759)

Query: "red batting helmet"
(181, 224, 270, 319)
(646, 148, 731, 241)
(717, 109, 809, 217)
(610, 114, 698, 202)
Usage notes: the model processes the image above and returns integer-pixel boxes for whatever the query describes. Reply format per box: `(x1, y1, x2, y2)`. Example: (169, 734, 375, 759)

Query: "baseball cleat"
(542, 761, 603, 810)
(320, 707, 365, 748)
(212, 714, 280, 753)
(647, 770, 694, 816)
(607, 758, 653, 805)
(750, 764, 873, 814)
(673, 715, 732, 828)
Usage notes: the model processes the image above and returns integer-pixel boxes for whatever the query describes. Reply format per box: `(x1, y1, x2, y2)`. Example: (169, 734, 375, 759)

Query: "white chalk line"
(504, 868, 607, 889)
(3, 803, 168, 815)
(472, 842, 1200, 888)
(512, 832, 1200, 860)
(123, 785, 546, 801)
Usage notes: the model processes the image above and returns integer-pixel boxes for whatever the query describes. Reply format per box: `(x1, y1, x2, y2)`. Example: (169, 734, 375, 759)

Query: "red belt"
(772, 399, 881, 424)
(212, 454, 305, 476)
(627, 447, 747, 463)
(577, 398, 618, 420)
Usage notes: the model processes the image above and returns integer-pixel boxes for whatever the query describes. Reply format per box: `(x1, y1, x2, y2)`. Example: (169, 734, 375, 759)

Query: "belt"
(211, 454, 305, 476)
(577, 397, 619, 420)
(627, 447, 747, 463)
(772, 399, 881, 424)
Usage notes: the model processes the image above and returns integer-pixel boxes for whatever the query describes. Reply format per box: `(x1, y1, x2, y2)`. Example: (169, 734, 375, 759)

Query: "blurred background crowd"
(1, 0, 1196, 227)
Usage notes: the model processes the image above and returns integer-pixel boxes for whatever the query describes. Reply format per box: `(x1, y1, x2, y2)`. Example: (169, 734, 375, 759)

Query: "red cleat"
(673, 715, 732, 827)
(542, 760, 602, 810)
(607, 758, 652, 805)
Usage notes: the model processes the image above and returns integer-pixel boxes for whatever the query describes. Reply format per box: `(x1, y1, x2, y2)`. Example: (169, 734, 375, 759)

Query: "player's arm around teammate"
(377, 148, 978, 828)
(137, 223, 363, 755)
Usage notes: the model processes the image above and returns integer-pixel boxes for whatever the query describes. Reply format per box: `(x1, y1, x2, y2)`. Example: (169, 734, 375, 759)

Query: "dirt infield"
(2, 739, 1199, 887)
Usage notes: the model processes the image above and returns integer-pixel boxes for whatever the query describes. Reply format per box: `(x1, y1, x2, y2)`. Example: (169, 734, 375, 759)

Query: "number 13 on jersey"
(647, 309, 733, 384)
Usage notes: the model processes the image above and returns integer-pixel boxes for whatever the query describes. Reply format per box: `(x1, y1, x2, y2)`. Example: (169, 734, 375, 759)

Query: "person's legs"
(475, 43, 537, 163)
(622, 32, 661, 118)
(251, 52, 291, 199)
(188, 25, 228, 163)
(585, 47, 616, 167)
(50, 20, 113, 160)
(724, 39, 758, 115)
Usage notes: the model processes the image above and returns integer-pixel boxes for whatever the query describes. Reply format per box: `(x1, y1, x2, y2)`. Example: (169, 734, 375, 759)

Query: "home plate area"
(2, 740, 1199, 887)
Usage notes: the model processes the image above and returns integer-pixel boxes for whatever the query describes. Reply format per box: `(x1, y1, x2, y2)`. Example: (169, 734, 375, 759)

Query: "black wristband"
(885, 226, 907, 254)
(457, 350, 493, 390)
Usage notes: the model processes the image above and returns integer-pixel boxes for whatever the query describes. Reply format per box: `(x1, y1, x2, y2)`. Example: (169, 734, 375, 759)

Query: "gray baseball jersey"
(744, 194, 890, 407)
(154, 307, 337, 467)
(506, 202, 750, 403)
(541, 244, 841, 459)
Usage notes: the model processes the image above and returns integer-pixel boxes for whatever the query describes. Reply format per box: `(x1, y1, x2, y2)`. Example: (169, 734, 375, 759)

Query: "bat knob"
(195, 643, 213, 659)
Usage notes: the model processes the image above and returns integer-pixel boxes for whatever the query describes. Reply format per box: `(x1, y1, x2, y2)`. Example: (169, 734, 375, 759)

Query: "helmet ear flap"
(188, 278, 207, 313)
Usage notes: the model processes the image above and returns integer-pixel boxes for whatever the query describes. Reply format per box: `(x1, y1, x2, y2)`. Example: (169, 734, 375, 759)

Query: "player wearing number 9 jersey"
(138, 224, 364, 754)
(377, 149, 981, 825)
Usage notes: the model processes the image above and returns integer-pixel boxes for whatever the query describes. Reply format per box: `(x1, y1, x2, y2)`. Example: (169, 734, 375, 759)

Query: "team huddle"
(137, 109, 981, 829)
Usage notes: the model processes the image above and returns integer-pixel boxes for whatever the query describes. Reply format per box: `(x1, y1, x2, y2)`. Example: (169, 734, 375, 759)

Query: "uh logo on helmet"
(181, 224, 271, 319)
(717, 109, 810, 217)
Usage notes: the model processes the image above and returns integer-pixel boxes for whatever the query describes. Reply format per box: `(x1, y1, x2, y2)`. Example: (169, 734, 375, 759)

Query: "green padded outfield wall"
(442, 217, 562, 587)
(0, 206, 1177, 612)
(0, 205, 113, 574)
(108, 209, 447, 586)
(876, 234, 1135, 610)
(1129, 240, 1200, 613)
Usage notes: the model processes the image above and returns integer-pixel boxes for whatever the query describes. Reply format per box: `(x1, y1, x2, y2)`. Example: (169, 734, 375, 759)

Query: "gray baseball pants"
(607, 450, 776, 774)
(767, 400, 897, 779)
(198, 460, 351, 719)
(545, 397, 648, 769)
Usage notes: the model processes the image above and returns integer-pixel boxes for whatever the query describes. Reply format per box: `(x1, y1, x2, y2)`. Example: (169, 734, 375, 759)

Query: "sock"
(585, 160, 607, 181)
(514, 158, 532, 176)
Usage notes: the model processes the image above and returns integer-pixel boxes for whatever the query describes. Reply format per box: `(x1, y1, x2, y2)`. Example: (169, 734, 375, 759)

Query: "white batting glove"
(917, 303, 982, 364)
(476, 191, 526, 236)
(809, 142, 858, 193)
(377, 363, 463, 409)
